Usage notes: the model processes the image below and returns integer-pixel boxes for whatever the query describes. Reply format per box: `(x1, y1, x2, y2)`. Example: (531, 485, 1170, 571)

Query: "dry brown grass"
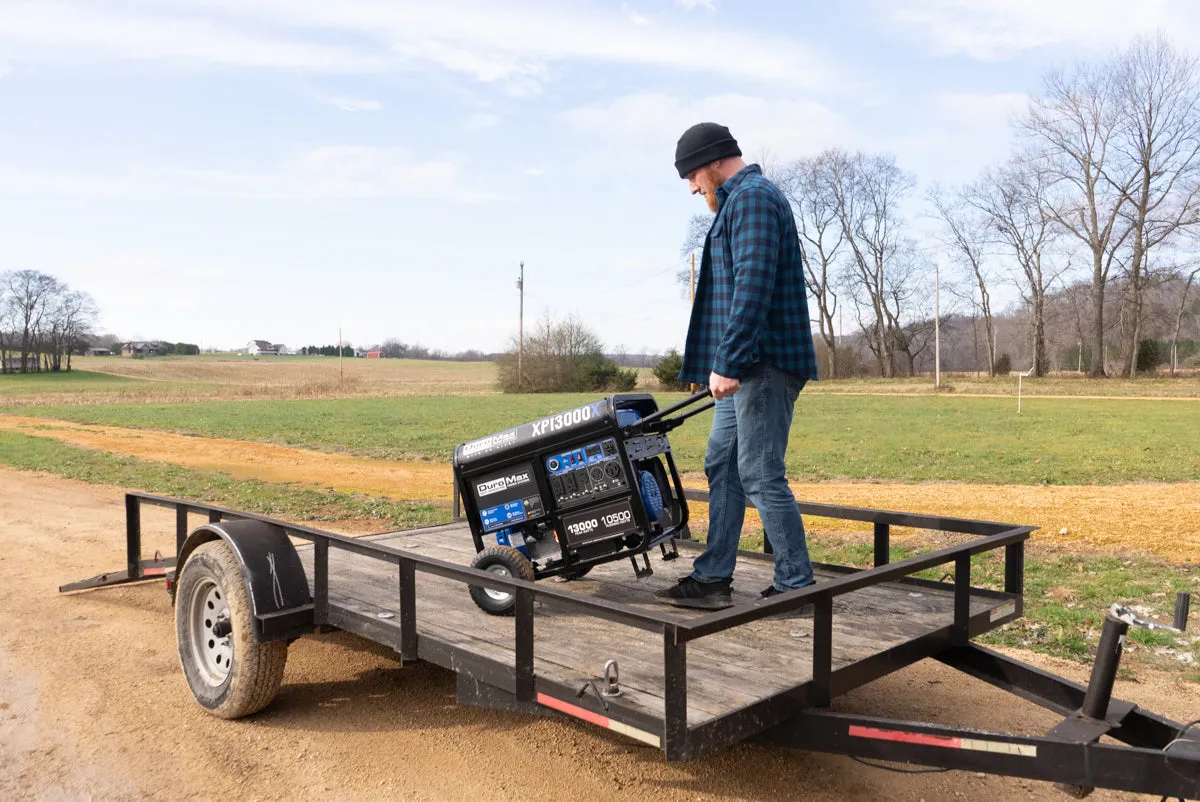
(1, 356, 502, 406)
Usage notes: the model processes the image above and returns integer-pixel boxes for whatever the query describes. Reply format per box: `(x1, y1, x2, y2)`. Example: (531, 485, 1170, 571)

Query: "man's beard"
(704, 191, 718, 213)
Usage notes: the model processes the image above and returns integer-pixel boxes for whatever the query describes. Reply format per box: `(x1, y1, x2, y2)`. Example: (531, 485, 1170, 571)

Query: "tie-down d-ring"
(602, 659, 621, 698)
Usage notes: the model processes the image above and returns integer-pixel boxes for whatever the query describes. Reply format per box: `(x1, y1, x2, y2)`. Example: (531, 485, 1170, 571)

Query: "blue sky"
(2, 0, 1198, 354)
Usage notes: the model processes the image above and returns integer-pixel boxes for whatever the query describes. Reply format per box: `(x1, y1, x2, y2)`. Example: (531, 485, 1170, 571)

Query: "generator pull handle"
(633, 389, 714, 434)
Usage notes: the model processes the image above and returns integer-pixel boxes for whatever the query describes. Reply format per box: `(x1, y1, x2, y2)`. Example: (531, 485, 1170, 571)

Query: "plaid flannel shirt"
(679, 164, 820, 384)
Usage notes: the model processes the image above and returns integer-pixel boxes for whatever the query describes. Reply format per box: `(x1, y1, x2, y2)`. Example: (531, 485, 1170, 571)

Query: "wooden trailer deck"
(295, 521, 1018, 730)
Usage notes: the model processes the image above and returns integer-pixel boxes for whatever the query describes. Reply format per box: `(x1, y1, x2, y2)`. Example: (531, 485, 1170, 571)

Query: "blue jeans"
(691, 363, 814, 591)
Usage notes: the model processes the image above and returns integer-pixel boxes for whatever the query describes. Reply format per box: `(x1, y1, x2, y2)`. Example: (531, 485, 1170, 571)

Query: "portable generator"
(453, 390, 713, 614)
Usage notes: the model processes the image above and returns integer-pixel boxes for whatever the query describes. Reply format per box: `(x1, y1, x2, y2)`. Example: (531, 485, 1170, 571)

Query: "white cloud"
(0, 147, 501, 203)
(320, 96, 382, 112)
(883, 0, 1199, 60)
(0, 2, 384, 72)
(524, 167, 546, 176)
(559, 92, 846, 164)
(676, 0, 717, 10)
(0, 63, 10, 78)
(0, 1, 844, 92)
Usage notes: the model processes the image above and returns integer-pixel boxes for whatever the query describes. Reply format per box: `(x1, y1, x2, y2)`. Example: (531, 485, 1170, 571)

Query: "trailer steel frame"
(62, 490, 1200, 799)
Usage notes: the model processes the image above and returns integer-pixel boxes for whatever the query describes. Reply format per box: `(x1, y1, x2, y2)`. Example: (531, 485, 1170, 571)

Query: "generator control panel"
(545, 437, 627, 507)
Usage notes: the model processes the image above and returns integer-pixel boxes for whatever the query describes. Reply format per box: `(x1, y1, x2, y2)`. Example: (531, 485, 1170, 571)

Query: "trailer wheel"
(469, 546, 535, 616)
(175, 540, 288, 718)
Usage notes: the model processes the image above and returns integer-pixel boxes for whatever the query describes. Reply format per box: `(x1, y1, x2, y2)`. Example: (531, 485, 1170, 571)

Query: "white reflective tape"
(608, 719, 661, 748)
(961, 737, 1037, 757)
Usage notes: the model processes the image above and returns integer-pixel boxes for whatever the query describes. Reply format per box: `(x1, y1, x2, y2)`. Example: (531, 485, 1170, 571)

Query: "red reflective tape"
(142, 567, 166, 577)
(537, 692, 610, 728)
(849, 725, 963, 750)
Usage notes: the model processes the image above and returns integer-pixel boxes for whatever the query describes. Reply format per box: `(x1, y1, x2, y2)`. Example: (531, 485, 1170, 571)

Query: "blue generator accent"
(495, 527, 529, 556)
(617, 408, 642, 428)
(640, 470, 664, 521)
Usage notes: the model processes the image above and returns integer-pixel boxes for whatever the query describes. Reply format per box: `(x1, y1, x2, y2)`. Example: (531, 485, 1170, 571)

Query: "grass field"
(18, 392, 1200, 484)
(0, 430, 445, 528)
(4, 356, 1200, 407)
(0, 355, 499, 405)
(3, 356, 1199, 676)
(0, 369, 145, 396)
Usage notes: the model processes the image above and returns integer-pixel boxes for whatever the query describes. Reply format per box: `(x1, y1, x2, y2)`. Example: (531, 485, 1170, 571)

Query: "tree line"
(682, 33, 1200, 379)
(0, 270, 98, 374)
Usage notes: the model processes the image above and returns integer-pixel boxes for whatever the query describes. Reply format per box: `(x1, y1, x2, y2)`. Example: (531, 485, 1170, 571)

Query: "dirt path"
(1, 415, 1197, 562)
(1, 468, 1196, 801)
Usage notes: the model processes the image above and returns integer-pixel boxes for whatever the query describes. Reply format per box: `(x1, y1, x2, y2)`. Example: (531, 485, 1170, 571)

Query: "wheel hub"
(188, 578, 233, 686)
(483, 564, 513, 603)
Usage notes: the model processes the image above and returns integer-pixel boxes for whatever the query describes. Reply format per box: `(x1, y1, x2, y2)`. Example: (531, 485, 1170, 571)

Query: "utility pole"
(516, 262, 524, 392)
(338, 326, 343, 387)
(931, 261, 940, 388)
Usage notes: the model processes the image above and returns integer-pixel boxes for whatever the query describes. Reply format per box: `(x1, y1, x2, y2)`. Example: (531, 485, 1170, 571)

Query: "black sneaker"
(760, 584, 815, 618)
(654, 576, 734, 610)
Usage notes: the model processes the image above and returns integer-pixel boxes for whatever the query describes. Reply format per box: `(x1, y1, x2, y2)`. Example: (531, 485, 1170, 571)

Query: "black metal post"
(873, 522, 889, 567)
(208, 509, 221, 523)
(763, 527, 774, 556)
(1175, 592, 1191, 632)
(452, 475, 462, 521)
(1005, 542, 1025, 595)
(399, 560, 417, 662)
(125, 494, 141, 580)
(175, 506, 188, 555)
(515, 588, 535, 702)
(812, 593, 834, 708)
(663, 627, 688, 759)
(313, 539, 329, 625)
(1081, 615, 1128, 720)
(954, 553, 971, 644)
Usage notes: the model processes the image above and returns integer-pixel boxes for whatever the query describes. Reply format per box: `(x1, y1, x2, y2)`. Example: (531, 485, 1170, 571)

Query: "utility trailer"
(63, 490, 1199, 799)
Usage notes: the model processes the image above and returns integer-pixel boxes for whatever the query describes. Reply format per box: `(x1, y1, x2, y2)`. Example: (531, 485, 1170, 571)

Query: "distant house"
(86, 347, 112, 357)
(246, 340, 280, 356)
(122, 341, 166, 358)
(366, 350, 383, 359)
(2, 356, 24, 372)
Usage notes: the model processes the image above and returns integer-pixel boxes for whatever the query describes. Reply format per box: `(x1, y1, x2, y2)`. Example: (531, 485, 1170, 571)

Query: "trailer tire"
(469, 546, 535, 616)
(175, 540, 288, 719)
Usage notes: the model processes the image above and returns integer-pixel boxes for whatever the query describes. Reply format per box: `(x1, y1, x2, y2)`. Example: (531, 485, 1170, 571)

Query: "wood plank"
(294, 524, 1013, 728)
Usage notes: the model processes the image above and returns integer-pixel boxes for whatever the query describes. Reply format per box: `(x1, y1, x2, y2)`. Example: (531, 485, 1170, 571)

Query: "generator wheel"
(175, 540, 288, 719)
(469, 546, 535, 616)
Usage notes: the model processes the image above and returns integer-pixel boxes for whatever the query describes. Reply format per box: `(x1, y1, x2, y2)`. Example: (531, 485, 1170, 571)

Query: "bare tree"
(676, 213, 714, 296)
(4, 270, 61, 373)
(929, 182, 997, 375)
(778, 151, 845, 378)
(831, 152, 916, 377)
(970, 159, 1064, 377)
(1019, 60, 1137, 377)
(0, 275, 12, 374)
(1169, 262, 1200, 375)
(1111, 34, 1200, 376)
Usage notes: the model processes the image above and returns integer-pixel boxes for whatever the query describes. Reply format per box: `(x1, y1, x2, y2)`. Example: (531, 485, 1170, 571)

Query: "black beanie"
(674, 122, 741, 178)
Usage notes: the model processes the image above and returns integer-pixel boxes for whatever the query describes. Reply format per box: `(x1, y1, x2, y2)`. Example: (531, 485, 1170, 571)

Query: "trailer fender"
(174, 520, 313, 642)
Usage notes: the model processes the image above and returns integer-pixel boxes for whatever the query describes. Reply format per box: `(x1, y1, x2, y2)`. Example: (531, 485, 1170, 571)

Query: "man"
(654, 122, 819, 611)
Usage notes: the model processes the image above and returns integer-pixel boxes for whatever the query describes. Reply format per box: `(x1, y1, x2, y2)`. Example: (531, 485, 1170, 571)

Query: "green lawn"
(17, 392, 1200, 484)
(0, 431, 446, 528)
(0, 369, 143, 396)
